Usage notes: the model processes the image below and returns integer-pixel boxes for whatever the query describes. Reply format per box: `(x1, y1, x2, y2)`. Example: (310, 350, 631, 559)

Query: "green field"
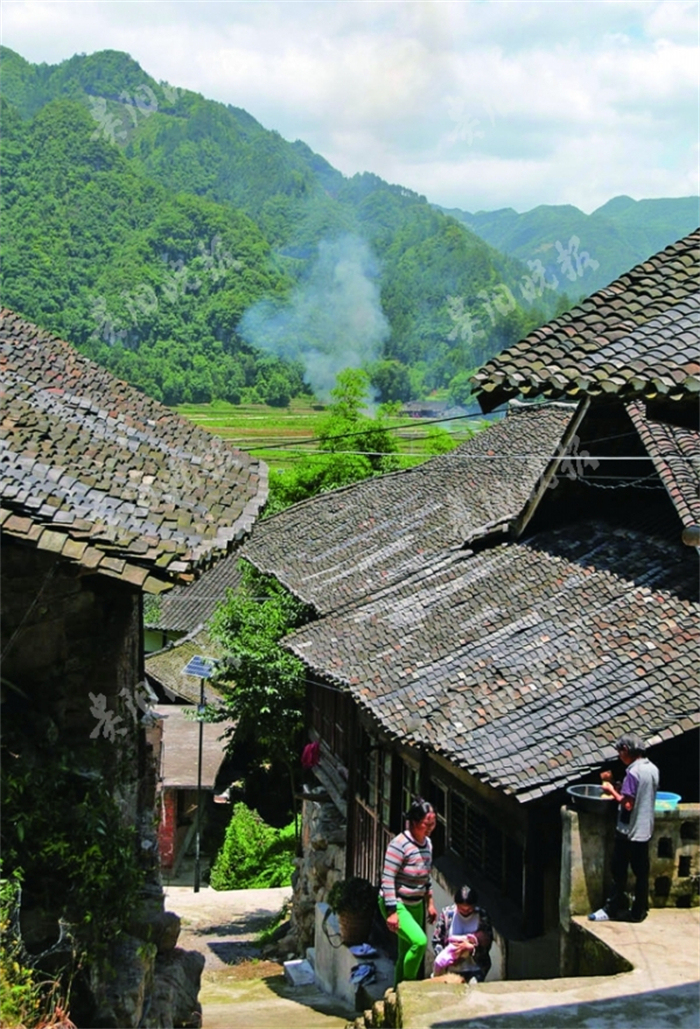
(176, 398, 484, 475)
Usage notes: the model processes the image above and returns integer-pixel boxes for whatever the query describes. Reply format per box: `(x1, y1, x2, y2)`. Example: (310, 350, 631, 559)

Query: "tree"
(369, 359, 413, 403)
(318, 368, 399, 472)
(447, 369, 476, 407)
(208, 563, 312, 834)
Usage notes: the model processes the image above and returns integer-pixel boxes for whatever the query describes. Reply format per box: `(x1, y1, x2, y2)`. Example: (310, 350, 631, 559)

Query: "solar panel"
(182, 655, 217, 679)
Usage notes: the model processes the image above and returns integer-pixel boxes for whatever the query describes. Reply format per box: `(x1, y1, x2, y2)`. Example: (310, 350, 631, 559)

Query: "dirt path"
(164, 885, 356, 1029)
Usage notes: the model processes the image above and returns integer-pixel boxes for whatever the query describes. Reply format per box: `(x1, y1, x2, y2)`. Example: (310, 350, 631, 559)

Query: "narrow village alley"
(164, 883, 355, 1029)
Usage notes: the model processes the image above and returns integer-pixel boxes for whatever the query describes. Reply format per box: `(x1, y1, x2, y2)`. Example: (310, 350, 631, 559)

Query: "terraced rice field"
(176, 398, 484, 474)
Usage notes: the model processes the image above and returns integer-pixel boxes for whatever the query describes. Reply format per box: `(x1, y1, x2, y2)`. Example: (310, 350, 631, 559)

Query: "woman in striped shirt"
(378, 797, 438, 986)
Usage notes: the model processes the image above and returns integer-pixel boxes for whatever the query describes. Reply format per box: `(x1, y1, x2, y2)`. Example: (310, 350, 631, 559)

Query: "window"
(401, 761, 420, 819)
(308, 679, 350, 766)
(450, 793, 467, 857)
(447, 787, 523, 906)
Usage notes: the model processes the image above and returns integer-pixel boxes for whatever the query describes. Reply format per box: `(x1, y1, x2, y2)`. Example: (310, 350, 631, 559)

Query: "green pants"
(379, 896, 427, 986)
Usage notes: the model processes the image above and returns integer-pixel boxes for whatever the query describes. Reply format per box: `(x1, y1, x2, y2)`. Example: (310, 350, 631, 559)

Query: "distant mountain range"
(440, 196, 699, 297)
(1, 45, 697, 408)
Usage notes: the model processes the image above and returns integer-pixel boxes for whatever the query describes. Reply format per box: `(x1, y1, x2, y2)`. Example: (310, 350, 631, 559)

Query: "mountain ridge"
(1, 44, 696, 408)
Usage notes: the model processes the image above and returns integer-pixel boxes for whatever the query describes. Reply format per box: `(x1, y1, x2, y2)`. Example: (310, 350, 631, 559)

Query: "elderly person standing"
(589, 733, 659, 923)
(379, 797, 438, 986)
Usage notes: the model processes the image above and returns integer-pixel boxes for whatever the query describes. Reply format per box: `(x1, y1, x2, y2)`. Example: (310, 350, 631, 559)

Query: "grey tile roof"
(472, 231, 700, 411)
(241, 403, 578, 615)
(0, 309, 267, 591)
(626, 401, 700, 530)
(146, 552, 243, 632)
(285, 521, 699, 801)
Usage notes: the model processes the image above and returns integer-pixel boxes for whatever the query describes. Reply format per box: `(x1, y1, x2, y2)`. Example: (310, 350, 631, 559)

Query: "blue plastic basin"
(655, 792, 681, 811)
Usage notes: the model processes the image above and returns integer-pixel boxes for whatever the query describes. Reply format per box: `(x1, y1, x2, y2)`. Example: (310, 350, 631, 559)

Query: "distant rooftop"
(146, 551, 243, 632)
(154, 704, 234, 789)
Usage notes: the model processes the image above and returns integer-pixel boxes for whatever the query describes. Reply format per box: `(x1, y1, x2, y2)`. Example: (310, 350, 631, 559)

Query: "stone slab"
(398, 909, 700, 1028)
(284, 958, 315, 986)
(314, 902, 395, 1010)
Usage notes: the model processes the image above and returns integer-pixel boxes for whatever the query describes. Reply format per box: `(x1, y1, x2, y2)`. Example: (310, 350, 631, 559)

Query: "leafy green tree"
(447, 370, 477, 407)
(369, 359, 413, 402)
(424, 426, 458, 455)
(208, 564, 312, 832)
(209, 803, 295, 890)
(319, 368, 399, 472)
(265, 452, 374, 516)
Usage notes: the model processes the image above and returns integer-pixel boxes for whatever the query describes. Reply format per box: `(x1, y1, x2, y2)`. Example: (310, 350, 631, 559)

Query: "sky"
(1, 0, 698, 213)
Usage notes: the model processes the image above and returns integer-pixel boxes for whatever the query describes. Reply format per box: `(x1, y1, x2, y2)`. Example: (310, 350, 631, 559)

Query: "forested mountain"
(0, 46, 563, 405)
(1, 46, 693, 408)
(442, 195, 699, 298)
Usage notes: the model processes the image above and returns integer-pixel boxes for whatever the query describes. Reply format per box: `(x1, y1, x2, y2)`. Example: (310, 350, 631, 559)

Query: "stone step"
(283, 958, 315, 986)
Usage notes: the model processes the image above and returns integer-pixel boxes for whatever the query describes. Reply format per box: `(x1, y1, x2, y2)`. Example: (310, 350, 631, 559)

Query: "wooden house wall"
(307, 677, 558, 940)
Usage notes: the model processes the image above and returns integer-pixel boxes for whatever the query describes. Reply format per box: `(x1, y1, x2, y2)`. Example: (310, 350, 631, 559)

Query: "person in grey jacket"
(589, 733, 659, 923)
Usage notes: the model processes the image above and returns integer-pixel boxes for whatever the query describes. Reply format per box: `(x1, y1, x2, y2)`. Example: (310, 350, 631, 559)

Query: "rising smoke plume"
(239, 235, 390, 400)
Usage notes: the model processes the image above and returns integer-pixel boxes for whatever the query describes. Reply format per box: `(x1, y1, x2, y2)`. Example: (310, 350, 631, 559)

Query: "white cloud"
(1, 0, 697, 213)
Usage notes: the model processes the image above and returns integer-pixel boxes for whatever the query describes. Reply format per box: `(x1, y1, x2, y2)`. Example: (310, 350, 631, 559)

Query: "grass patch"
(256, 899, 293, 947)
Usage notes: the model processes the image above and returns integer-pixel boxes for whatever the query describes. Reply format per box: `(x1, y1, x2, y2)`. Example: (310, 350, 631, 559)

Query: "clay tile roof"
(627, 401, 700, 529)
(473, 231, 700, 411)
(285, 520, 699, 801)
(0, 309, 267, 590)
(153, 704, 234, 789)
(241, 402, 578, 615)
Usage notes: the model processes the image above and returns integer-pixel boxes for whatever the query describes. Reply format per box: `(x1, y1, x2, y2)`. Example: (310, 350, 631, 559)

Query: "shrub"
(0, 871, 72, 1029)
(209, 803, 295, 891)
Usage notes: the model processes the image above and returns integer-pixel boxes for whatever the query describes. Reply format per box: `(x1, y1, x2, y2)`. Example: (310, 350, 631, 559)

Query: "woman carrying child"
(432, 885, 493, 983)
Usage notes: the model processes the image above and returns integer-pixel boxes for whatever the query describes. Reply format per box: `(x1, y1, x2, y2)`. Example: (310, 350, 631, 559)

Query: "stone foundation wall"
(290, 789, 348, 951)
(561, 803, 700, 919)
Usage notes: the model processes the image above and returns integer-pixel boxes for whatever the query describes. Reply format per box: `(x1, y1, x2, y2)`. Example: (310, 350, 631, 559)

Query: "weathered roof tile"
(0, 309, 267, 589)
(473, 232, 700, 410)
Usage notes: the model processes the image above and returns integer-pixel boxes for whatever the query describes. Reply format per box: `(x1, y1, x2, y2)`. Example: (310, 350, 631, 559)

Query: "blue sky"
(1, 0, 698, 213)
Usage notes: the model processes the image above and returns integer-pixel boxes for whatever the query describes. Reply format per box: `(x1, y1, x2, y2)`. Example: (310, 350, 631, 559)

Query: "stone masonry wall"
(290, 789, 348, 951)
(1, 538, 204, 1027)
(561, 803, 700, 919)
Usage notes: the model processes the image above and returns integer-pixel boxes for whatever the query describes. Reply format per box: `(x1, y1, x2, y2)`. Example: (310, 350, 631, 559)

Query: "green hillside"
(442, 196, 699, 297)
(0, 45, 557, 405)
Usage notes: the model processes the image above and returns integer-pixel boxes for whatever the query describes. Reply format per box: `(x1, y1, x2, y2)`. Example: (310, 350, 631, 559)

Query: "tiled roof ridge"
(240, 402, 578, 617)
(472, 230, 700, 410)
(257, 400, 575, 528)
